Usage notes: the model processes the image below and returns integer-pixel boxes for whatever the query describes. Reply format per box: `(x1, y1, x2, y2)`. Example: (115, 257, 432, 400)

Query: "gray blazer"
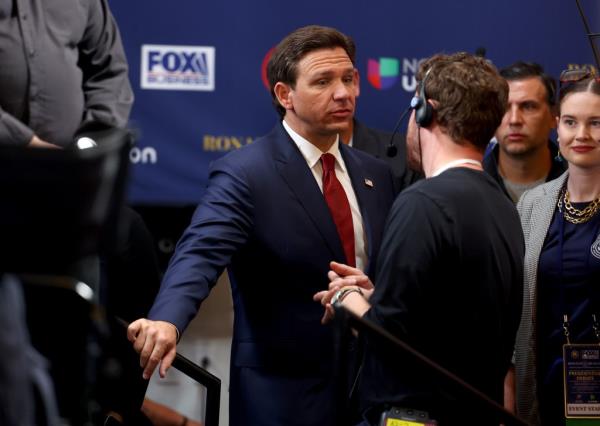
(515, 171, 568, 425)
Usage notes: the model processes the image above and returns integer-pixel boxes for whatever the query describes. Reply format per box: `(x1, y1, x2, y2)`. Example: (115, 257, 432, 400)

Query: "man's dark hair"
(417, 52, 508, 151)
(500, 61, 557, 106)
(267, 25, 356, 118)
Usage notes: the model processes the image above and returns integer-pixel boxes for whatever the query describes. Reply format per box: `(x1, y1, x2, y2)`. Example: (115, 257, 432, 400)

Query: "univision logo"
(367, 57, 399, 90)
(367, 57, 428, 92)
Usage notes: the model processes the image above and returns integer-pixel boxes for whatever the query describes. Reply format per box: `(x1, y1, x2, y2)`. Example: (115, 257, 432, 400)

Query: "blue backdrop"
(109, 0, 600, 205)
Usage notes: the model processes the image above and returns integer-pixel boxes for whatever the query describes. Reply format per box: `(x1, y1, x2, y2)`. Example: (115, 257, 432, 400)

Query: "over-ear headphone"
(385, 67, 434, 157)
(410, 67, 433, 127)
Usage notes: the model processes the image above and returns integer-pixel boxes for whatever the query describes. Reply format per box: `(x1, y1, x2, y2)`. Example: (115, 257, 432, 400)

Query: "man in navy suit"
(128, 25, 396, 426)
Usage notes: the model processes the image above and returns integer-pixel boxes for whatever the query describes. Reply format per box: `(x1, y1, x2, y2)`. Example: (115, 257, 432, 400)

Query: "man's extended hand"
(127, 319, 178, 380)
(327, 261, 373, 290)
(313, 261, 374, 324)
(27, 135, 61, 149)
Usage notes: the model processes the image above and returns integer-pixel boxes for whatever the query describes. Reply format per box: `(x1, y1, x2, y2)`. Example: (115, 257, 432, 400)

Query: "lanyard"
(557, 208, 600, 342)
(431, 158, 482, 177)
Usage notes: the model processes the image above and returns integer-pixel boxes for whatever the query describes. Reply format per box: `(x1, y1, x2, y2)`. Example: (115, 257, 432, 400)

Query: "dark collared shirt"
(483, 139, 566, 202)
(0, 0, 133, 147)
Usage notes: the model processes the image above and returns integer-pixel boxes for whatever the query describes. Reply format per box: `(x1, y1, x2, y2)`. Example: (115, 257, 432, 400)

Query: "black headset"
(410, 67, 433, 127)
(385, 67, 434, 157)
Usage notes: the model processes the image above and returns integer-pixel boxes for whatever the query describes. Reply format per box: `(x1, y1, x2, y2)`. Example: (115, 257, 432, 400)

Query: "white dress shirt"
(282, 120, 367, 271)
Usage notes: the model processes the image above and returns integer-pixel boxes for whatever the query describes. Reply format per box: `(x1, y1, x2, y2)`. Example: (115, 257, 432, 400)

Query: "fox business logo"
(141, 45, 215, 91)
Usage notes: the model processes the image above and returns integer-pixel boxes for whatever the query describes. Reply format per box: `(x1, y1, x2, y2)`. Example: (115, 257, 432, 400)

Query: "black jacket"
(483, 139, 566, 201)
(351, 119, 421, 193)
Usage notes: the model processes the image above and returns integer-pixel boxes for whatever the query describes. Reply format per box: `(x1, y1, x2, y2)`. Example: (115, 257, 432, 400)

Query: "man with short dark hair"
(316, 52, 524, 424)
(128, 25, 396, 426)
(485, 61, 566, 203)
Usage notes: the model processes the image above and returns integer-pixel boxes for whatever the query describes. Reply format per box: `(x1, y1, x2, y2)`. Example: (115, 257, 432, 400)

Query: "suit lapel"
(341, 144, 375, 259)
(525, 173, 567, 304)
(272, 124, 345, 262)
(528, 174, 566, 250)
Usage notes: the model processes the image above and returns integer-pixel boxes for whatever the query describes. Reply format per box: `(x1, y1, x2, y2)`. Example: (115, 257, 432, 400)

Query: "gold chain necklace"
(557, 188, 600, 224)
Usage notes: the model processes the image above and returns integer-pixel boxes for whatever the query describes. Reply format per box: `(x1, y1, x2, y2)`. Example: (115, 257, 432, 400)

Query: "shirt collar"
(282, 120, 346, 172)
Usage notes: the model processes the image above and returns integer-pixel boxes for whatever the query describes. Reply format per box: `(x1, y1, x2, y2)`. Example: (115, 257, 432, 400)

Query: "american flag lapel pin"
(364, 178, 374, 188)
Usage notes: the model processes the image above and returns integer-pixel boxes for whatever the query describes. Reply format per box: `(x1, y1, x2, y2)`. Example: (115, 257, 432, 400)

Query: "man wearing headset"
(315, 52, 524, 425)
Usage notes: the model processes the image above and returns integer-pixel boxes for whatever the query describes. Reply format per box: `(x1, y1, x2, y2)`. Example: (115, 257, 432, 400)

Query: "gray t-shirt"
(503, 176, 546, 204)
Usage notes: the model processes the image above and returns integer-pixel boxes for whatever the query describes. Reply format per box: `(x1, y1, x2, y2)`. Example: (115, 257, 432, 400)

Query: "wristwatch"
(331, 287, 364, 306)
(76, 136, 98, 150)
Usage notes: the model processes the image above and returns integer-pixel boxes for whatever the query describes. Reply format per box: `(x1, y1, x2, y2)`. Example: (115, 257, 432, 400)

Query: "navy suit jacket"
(149, 123, 396, 425)
(351, 119, 421, 192)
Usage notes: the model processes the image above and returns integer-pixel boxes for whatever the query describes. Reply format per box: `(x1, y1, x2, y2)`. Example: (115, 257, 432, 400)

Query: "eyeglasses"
(559, 67, 598, 85)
